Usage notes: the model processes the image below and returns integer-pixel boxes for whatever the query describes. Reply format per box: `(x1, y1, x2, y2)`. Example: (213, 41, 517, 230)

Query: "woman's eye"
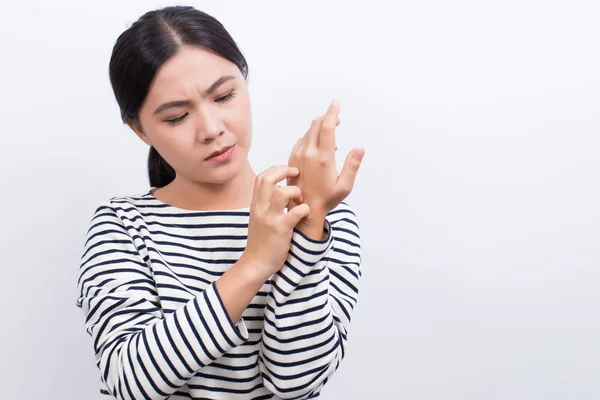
(215, 90, 236, 103)
(165, 113, 188, 126)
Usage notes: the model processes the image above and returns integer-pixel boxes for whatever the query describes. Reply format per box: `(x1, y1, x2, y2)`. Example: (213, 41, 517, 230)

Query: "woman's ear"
(127, 119, 152, 146)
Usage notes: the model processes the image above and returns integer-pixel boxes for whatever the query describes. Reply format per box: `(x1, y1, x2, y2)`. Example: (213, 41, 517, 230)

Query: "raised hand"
(287, 100, 365, 237)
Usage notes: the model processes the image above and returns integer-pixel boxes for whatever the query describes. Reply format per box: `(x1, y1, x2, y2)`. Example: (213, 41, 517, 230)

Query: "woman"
(76, 5, 365, 400)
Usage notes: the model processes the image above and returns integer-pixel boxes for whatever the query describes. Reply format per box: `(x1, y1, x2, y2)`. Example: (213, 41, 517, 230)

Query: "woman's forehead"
(147, 46, 240, 100)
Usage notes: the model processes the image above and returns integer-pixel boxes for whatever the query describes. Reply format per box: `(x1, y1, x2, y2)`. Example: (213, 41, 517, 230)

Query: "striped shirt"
(76, 189, 362, 400)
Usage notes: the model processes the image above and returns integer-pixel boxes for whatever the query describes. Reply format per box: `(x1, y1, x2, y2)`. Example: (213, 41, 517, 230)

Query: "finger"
(306, 116, 324, 148)
(282, 202, 311, 229)
(319, 99, 339, 151)
(270, 185, 303, 212)
(332, 148, 365, 204)
(255, 166, 299, 205)
(286, 174, 299, 192)
(304, 115, 339, 150)
(335, 118, 340, 151)
(287, 138, 302, 187)
(286, 198, 300, 212)
(261, 165, 300, 184)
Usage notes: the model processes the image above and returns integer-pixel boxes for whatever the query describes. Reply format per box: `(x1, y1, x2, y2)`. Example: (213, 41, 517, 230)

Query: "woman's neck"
(154, 161, 256, 211)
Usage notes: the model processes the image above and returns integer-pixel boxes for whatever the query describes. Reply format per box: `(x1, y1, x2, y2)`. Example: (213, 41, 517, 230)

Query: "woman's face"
(130, 45, 252, 185)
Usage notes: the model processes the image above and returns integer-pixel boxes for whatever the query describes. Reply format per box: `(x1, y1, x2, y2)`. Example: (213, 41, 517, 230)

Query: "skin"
(126, 45, 365, 321)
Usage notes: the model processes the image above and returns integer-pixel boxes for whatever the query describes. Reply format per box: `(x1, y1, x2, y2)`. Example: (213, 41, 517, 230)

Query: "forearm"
(260, 267, 344, 399)
(89, 283, 250, 400)
(215, 254, 270, 323)
(259, 220, 339, 398)
(260, 205, 362, 399)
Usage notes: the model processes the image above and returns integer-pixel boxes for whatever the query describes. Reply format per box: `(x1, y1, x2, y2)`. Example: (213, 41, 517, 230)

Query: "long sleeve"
(76, 202, 249, 400)
(259, 202, 361, 399)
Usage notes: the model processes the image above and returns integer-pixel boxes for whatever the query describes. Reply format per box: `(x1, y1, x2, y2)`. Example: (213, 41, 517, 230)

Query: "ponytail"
(148, 146, 175, 188)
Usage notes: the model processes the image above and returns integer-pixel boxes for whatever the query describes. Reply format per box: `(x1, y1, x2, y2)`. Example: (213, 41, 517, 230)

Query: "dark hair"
(108, 6, 248, 188)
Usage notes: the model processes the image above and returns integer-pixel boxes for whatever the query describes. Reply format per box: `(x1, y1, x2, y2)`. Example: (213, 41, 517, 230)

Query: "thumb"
(283, 202, 311, 228)
(333, 148, 365, 202)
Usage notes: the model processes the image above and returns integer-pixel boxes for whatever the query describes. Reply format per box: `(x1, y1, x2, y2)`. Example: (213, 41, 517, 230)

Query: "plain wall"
(1, 0, 598, 399)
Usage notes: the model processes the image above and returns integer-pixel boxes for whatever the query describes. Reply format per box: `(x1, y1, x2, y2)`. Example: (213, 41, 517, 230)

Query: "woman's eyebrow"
(203, 75, 235, 97)
(153, 100, 192, 115)
(153, 75, 236, 115)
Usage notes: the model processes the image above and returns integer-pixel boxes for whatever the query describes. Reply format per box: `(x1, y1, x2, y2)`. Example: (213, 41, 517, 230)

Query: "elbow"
(260, 360, 338, 400)
(99, 341, 142, 400)
(261, 376, 316, 400)
(259, 329, 346, 399)
(99, 355, 129, 400)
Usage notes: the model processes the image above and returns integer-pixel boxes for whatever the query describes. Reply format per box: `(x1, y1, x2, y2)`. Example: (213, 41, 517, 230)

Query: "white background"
(1, 0, 599, 399)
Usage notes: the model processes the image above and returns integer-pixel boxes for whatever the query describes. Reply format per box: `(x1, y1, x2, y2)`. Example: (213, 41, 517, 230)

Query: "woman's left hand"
(287, 100, 365, 233)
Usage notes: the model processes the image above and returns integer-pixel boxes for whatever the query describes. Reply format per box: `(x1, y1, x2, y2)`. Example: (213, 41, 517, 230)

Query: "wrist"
(303, 205, 328, 225)
(237, 253, 272, 284)
(295, 215, 327, 241)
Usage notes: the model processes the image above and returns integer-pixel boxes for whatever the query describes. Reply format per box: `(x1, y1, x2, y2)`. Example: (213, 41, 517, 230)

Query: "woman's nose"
(196, 108, 224, 142)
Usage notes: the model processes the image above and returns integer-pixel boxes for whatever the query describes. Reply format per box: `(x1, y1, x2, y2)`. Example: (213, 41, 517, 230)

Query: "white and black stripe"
(76, 189, 361, 400)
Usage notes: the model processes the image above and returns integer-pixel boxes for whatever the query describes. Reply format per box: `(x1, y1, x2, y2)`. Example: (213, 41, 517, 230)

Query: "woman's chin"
(201, 163, 244, 185)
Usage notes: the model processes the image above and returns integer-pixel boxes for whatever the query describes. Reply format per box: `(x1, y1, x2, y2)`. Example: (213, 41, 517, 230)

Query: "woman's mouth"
(206, 145, 235, 163)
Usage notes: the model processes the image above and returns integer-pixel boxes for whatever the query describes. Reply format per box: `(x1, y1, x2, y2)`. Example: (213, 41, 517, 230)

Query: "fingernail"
(331, 99, 340, 108)
(354, 149, 365, 160)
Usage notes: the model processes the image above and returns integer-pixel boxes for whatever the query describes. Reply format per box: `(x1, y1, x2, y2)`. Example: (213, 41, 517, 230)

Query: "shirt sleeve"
(76, 201, 249, 400)
(259, 202, 362, 399)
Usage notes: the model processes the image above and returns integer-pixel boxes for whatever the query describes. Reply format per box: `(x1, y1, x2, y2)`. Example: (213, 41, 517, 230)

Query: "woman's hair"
(108, 6, 248, 188)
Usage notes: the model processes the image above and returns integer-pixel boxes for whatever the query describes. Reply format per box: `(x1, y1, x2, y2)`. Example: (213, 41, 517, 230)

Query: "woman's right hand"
(240, 165, 311, 279)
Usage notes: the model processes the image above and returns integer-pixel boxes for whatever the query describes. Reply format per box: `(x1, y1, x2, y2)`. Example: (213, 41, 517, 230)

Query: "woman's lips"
(206, 145, 235, 163)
